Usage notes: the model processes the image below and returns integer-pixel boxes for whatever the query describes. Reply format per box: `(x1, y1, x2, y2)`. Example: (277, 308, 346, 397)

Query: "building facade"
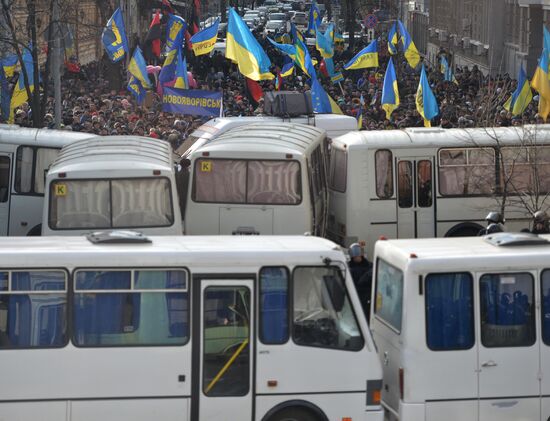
(426, 0, 549, 76)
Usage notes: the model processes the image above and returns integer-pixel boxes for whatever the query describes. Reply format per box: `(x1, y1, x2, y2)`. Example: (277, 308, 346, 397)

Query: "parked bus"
(42, 136, 183, 235)
(371, 232, 550, 421)
(328, 125, 550, 254)
(176, 114, 358, 158)
(0, 232, 384, 421)
(183, 123, 329, 236)
(0, 125, 93, 236)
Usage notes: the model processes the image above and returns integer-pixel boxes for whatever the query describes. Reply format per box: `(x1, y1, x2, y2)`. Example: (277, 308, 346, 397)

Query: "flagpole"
(338, 81, 345, 96)
(220, 96, 223, 117)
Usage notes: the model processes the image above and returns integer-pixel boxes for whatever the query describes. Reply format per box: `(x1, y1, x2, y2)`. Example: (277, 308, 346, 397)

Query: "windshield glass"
(293, 266, 364, 351)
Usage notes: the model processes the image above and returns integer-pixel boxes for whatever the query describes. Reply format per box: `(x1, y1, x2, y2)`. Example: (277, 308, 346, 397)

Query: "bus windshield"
(193, 158, 302, 205)
(48, 178, 174, 230)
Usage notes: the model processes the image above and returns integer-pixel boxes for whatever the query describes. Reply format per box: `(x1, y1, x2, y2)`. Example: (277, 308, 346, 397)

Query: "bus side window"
(397, 161, 413, 208)
(542, 270, 550, 345)
(0, 156, 10, 202)
(425, 272, 474, 350)
(259, 267, 289, 344)
(375, 150, 393, 199)
(15, 146, 33, 193)
(479, 273, 535, 347)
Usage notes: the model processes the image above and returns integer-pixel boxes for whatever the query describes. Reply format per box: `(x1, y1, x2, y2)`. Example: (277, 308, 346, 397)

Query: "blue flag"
(127, 75, 146, 105)
(174, 48, 190, 89)
(162, 87, 223, 117)
(102, 8, 129, 63)
(307, 1, 322, 35)
(311, 77, 342, 114)
(416, 64, 439, 126)
(128, 46, 152, 89)
(165, 15, 187, 54)
(1, 54, 17, 78)
(159, 48, 178, 84)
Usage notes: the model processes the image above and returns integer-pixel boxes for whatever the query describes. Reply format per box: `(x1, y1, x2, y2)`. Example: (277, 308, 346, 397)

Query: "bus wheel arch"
(262, 400, 328, 421)
(26, 224, 42, 236)
(444, 222, 483, 237)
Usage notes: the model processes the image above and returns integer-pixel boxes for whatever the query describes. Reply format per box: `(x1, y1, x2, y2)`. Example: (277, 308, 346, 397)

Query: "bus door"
(396, 157, 435, 239)
(0, 153, 11, 235)
(193, 279, 254, 421)
(477, 272, 540, 421)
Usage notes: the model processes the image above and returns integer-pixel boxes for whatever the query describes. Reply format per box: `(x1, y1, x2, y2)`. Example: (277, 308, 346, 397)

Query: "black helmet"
(534, 210, 548, 223)
(486, 211, 503, 224)
(486, 223, 504, 234)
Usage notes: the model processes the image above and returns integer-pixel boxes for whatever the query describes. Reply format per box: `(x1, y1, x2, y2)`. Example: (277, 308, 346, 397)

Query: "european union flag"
(504, 66, 532, 116)
(102, 8, 129, 63)
(307, 1, 322, 36)
(311, 77, 342, 114)
(191, 18, 219, 56)
(343, 40, 378, 70)
(127, 75, 146, 105)
(416, 64, 439, 127)
(381, 57, 399, 120)
(128, 46, 152, 89)
(165, 15, 187, 54)
(226, 8, 273, 80)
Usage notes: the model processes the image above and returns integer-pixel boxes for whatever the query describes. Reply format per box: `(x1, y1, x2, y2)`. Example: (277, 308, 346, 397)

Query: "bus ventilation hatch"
(484, 232, 549, 247)
(86, 230, 152, 244)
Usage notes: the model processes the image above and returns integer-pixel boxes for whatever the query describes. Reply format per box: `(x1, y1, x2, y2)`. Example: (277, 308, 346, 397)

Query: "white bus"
(371, 232, 550, 421)
(183, 123, 329, 236)
(176, 114, 358, 158)
(42, 136, 183, 235)
(0, 125, 93, 236)
(328, 125, 550, 254)
(0, 233, 384, 421)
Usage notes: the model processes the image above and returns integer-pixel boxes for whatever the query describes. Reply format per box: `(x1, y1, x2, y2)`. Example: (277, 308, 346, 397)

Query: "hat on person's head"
(349, 243, 363, 258)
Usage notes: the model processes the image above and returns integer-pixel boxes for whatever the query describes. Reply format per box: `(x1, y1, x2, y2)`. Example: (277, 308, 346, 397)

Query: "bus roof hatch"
(86, 230, 152, 244)
(484, 232, 549, 247)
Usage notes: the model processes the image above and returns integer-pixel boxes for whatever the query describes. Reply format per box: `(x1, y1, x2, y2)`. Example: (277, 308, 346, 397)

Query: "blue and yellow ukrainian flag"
(191, 18, 219, 56)
(226, 7, 273, 81)
(531, 49, 550, 121)
(268, 37, 297, 59)
(343, 40, 378, 70)
(307, 1, 322, 36)
(128, 46, 152, 89)
(398, 20, 420, 69)
(381, 57, 399, 120)
(356, 107, 363, 129)
(127, 75, 146, 105)
(388, 22, 398, 55)
(311, 77, 342, 114)
(1, 54, 17, 78)
(280, 60, 295, 78)
(9, 46, 35, 123)
(174, 48, 190, 89)
(325, 57, 343, 84)
(504, 66, 532, 116)
(101, 8, 129, 63)
(291, 23, 315, 77)
(440, 56, 457, 84)
(334, 32, 344, 44)
(416, 64, 439, 127)
(316, 23, 334, 59)
(165, 15, 187, 54)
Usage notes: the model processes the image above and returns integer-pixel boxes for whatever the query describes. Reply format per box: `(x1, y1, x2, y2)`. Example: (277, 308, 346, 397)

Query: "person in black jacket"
(348, 242, 373, 322)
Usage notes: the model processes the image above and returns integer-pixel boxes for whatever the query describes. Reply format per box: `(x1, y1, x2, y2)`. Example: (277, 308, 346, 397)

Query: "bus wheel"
(27, 225, 42, 236)
(445, 223, 483, 237)
(268, 407, 320, 421)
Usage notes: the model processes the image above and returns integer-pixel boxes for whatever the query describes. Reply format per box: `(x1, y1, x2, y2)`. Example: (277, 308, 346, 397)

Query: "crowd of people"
(10, 29, 546, 150)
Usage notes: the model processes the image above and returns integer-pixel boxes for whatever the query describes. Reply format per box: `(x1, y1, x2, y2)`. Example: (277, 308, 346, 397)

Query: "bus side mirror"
(323, 275, 345, 312)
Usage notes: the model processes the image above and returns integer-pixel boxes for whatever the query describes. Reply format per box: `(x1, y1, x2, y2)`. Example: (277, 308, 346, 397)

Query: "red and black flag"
(245, 77, 264, 106)
(161, 0, 174, 14)
(190, 0, 201, 34)
(146, 10, 162, 58)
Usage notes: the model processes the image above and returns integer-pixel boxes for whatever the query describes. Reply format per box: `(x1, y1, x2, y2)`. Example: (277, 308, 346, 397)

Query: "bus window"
(417, 160, 432, 207)
(0, 156, 9, 202)
(479, 273, 535, 347)
(425, 273, 474, 350)
(293, 266, 363, 351)
(375, 150, 393, 199)
(542, 269, 550, 345)
(247, 160, 300, 204)
(15, 146, 34, 193)
(73, 269, 188, 346)
(34, 148, 59, 194)
(0, 270, 67, 348)
(15, 146, 59, 195)
(203, 286, 250, 397)
(193, 159, 246, 203)
(397, 161, 412, 208)
(374, 259, 403, 332)
(259, 267, 288, 344)
(329, 148, 347, 193)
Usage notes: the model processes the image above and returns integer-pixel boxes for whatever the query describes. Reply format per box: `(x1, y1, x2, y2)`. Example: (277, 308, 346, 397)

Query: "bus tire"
(264, 402, 327, 421)
(26, 225, 42, 236)
(444, 223, 483, 238)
